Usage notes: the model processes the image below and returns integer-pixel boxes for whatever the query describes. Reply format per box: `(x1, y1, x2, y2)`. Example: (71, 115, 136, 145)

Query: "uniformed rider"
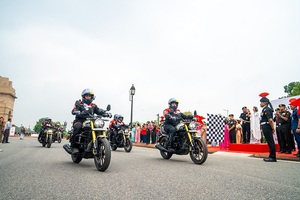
(70, 88, 111, 154)
(163, 98, 193, 153)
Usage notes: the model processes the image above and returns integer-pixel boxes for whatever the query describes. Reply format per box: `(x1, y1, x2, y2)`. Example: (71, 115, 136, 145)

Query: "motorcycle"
(108, 124, 132, 152)
(52, 129, 62, 143)
(63, 105, 112, 172)
(155, 115, 208, 165)
(39, 126, 54, 148)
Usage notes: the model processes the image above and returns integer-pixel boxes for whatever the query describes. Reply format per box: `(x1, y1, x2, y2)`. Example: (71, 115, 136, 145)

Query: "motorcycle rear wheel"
(159, 137, 173, 159)
(124, 139, 132, 152)
(94, 138, 111, 172)
(190, 137, 208, 165)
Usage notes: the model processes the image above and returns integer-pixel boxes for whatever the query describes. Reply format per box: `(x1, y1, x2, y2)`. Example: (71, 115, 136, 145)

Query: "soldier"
(276, 104, 292, 154)
(259, 93, 276, 162)
(239, 107, 251, 143)
(274, 108, 282, 152)
(228, 114, 236, 143)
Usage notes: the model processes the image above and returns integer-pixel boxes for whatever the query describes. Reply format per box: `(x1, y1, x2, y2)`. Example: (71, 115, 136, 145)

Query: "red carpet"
(228, 143, 280, 152)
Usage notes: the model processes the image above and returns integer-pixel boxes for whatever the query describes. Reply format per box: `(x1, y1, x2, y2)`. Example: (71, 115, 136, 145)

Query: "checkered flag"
(206, 113, 225, 143)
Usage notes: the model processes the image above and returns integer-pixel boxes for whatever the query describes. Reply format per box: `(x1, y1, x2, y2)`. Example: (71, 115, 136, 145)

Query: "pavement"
(133, 142, 300, 162)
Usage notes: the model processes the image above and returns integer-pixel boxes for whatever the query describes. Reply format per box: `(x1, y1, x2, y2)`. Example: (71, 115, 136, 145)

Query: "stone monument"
(0, 76, 17, 121)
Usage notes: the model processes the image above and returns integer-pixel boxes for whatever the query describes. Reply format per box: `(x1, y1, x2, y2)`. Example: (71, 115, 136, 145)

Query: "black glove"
(81, 110, 90, 115)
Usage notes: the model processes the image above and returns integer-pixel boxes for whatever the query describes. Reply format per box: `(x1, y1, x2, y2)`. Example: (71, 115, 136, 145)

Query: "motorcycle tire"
(94, 138, 111, 172)
(47, 135, 52, 148)
(42, 142, 46, 147)
(71, 153, 82, 163)
(111, 144, 117, 151)
(58, 137, 61, 143)
(124, 139, 132, 153)
(190, 137, 208, 165)
(159, 137, 173, 159)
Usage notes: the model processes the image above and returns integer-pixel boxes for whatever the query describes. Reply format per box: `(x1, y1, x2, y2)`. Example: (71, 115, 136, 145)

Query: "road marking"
(213, 151, 253, 157)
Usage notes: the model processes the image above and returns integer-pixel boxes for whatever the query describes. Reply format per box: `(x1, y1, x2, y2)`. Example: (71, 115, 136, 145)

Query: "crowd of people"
(220, 96, 300, 161)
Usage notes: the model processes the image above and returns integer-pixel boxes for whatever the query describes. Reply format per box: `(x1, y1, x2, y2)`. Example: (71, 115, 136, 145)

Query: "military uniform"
(260, 106, 276, 160)
(277, 105, 292, 153)
(239, 108, 251, 143)
(228, 118, 236, 143)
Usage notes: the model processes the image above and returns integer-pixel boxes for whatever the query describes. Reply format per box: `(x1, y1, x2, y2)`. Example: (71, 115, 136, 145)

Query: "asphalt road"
(0, 137, 300, 200)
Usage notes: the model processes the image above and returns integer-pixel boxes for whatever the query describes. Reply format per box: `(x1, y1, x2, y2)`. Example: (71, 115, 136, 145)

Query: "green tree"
(284, 81, 300, 96)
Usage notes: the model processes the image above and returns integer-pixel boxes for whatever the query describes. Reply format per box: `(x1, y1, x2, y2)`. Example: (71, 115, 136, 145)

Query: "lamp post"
(223, 109, 229, 117)
(129, 84, 136, 130)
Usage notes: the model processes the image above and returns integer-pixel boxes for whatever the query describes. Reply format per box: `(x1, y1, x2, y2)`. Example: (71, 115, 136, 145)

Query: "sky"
(1, 0, 299, 130)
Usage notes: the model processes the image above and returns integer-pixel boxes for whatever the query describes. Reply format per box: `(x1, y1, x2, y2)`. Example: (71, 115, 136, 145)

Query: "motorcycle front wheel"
(47, 135, 52, 148)
(58, 136, 61, 143)
(190, 137, 208, 165)
(159, 137, 173, 159)
(124, 138, 132, 152)
(94, 138, 111, 172)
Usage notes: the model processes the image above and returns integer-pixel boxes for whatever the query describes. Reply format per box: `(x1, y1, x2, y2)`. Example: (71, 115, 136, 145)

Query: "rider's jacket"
(41, 121, 53, 130)
(163, 108, 193, 126)
(72, 99, 106, 123)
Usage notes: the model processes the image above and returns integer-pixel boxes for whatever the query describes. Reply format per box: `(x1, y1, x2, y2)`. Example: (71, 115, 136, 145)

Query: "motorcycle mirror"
(194, 110, 197, 116)
(106, 104, 111, 111)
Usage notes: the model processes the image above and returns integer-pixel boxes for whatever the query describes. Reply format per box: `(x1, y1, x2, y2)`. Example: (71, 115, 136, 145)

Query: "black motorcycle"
(39, 125, 54, 148)
(155, 116, 208, 165)
(63, 105, 112, 172)
(108, 124, 132, 152)
(52, 129, 62, 143)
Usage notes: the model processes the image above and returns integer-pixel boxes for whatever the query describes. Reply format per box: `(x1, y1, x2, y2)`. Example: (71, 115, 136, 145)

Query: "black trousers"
(275, 126, 282, 151)
(278, 124, 292, 152)
(261, 124, 276, 159)
(229, 130, 236, 143)
(242, 123, 250, 143)
(164, 124, 176, 146)
(71, 122, 82, 148)
(151, 131, 156, 144)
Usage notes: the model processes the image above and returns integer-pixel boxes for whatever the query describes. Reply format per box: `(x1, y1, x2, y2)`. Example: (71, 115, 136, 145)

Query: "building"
(0, 76, 17, 121)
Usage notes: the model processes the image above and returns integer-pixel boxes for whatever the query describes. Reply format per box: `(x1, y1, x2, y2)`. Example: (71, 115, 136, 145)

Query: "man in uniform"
(276, 104, 292, 154)
(289, 98, 300, 157)
(274, 108, 282, 152)
(228, 114, 236, 143)
(259, 93, 276, 162)
(239, 107, 251, 143)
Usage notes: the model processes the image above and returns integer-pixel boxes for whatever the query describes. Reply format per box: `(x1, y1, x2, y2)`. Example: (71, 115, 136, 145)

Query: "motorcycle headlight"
(189, 121, 197, 130)
(94, 119, 104, 128)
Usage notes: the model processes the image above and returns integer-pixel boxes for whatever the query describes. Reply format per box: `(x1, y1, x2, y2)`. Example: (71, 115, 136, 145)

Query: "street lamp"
(129, 84, 136, 130)
(223, 109, 229, 117)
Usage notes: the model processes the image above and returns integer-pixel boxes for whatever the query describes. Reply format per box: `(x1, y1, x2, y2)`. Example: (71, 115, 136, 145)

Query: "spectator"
(220, 119, 229, 150)
(151, 121, 157, 144)
(146, 121, 153, 144)
(274, 108, 282, 152)
(140, 123, 147, 143)
(0, 117, 4, 142)
(20, 124, 26, 140)
(2, 118, 11, 143)
(250, 106, 261, 143)
(236, 119, 242, 144)
(135, 123, 141, 143)
(289, 98, 300, 157)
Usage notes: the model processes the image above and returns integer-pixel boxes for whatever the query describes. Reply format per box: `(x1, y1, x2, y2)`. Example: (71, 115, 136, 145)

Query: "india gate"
(0, 76, 17, 121)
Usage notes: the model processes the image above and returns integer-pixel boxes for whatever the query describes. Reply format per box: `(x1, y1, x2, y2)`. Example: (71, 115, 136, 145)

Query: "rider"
(38, 117, 53, 142)
(109, 115, 125, 143)
(70, 88, 111, 154)
(108, 114, 119, 142)
(163, 98, 193, 152)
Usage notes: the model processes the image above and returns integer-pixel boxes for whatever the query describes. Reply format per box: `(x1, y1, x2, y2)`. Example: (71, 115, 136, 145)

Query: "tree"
(284, 81, 300, 97)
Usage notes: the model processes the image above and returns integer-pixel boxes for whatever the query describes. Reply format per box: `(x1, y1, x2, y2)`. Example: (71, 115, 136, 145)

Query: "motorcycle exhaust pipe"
(63, 144, 72, 155)
(155, 143, 169, 152)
